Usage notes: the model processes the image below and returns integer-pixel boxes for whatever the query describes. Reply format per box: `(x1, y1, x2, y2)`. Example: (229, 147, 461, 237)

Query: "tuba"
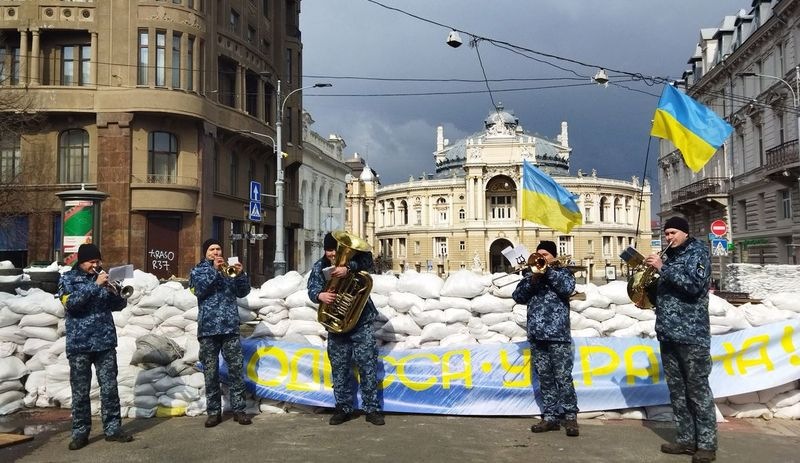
(623, 241, 671, 309)
(317, 231, 374, 334)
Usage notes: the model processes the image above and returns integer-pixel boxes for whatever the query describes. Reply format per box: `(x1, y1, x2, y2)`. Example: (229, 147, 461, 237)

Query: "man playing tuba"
(307, 232, 385, 426)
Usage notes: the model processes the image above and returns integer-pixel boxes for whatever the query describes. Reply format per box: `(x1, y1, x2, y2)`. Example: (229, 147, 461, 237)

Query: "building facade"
(0, 0, 306, 284)
(297, 111, 348, 273)
(346, 107, 653, 282)
(660, 0, 800, 268)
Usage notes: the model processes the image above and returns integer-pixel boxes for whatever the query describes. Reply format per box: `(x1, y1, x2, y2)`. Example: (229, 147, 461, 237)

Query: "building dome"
(360, 164, 375, 182)
(484, 104, 519, 133)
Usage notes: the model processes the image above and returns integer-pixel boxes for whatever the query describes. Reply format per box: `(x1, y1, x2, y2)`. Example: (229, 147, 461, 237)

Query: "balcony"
(671, 177, 729, 209)
(764, 139, 800, 185)
(130, 175, 199, 212)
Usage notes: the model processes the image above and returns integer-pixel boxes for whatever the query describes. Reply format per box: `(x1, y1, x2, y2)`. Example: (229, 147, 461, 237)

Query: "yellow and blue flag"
(521, 160, 582, 234)
(650, 84, 733, 172)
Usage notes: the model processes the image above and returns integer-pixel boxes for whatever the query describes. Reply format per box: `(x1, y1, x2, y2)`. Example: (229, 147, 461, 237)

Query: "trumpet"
(218, 261, 241, 278)
(94, 266, 134, 299)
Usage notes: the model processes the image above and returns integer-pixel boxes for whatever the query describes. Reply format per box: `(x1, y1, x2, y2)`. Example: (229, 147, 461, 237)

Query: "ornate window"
(486, 176, 516, 220)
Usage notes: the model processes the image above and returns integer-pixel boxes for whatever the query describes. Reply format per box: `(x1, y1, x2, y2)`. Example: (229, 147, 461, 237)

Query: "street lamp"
(738, 66, 800, 193)
(274, 79, 332, 276)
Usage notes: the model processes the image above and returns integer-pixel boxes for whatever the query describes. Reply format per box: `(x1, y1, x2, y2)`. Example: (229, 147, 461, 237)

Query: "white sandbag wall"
(2, 265, 800, 421)
(723, 263, 800, 299)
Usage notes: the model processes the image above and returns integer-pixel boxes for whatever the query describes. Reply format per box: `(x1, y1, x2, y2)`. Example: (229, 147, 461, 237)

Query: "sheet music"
(108, 264, 133, 282)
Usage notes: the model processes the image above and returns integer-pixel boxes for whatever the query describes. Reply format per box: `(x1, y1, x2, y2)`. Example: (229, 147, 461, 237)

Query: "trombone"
(491, 253, 572, 288)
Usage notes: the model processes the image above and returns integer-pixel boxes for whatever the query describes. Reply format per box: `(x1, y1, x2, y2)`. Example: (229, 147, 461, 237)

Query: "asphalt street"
(3, 409, 800, 463)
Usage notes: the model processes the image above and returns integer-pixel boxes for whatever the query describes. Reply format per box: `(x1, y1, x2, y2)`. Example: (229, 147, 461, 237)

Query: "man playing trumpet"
(189, 238, 252, 427)
(58, 243, 132, 450)
(512, 240, 579, 437)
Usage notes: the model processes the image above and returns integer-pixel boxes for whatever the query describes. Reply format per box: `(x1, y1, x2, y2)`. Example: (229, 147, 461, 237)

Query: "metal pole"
(274, 79, 286, 276)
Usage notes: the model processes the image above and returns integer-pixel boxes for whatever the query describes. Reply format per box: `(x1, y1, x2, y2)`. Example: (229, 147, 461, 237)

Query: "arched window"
(59, 129, 89, 183)
(149, 131, 178, 183)
(399, 200, 408, 225)
(459, 208, 465, 220)
(486, 176, 516, 220)
(435, 197, 448, 224)
(614, 197, 622, 223)
(599, 197, 609, 222)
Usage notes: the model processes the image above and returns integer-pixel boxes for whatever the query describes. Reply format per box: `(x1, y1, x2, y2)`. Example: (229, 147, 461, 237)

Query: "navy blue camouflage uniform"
(654, 237, 717, 452)
(512, 265, 578, 423)
(189, 259, 251, 415)
(59, 266, 127, 441)
(307, 251, 381, 414)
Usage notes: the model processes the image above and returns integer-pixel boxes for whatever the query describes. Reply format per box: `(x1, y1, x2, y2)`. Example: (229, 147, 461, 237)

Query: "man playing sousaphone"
(307, 232, 385, 426)
(189, 238, 252, 427)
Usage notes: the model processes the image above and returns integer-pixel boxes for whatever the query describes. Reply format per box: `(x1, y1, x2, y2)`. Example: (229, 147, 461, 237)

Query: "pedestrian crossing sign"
(711, 238, 728, 257)
(249, 201, 262, 221)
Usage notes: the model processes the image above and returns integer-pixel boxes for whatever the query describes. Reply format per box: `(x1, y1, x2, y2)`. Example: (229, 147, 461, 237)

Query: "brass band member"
(512, 240, 579, 437)
(58, 243, 133, 450)
(646, 217, 716, 463)
(307, 232, 385, 426)
(189, 238, 252, 427)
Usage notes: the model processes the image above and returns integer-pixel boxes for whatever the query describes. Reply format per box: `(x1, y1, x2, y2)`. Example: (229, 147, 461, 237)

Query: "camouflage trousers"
(660, 341, 717, 451)
(327, 321, 381, 414)
(530, 340, 579, 422)
(68, 348, 123, 440)
(199, 334, 246, 415)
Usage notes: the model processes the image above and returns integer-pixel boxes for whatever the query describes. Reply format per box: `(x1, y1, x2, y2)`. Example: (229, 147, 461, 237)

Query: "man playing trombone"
(512, 240, 579, 437)
(189, 238, 252, 427)
(58, 243, 132, 450)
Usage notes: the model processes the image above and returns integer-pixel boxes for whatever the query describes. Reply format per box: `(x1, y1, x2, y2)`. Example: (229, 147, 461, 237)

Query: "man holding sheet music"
(189, 238, 251, 428)
(512, 240, 579, 437)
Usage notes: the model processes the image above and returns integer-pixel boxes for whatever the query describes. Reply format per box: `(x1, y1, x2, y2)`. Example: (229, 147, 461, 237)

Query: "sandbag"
(130, 334, 184, 367)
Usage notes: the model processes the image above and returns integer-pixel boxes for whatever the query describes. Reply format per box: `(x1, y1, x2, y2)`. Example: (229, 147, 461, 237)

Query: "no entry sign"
(710, 220, 727, 236)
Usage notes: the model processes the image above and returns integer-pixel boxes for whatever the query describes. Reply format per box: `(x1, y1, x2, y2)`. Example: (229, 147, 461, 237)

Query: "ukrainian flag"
(521, 160, 582, 234)
(651, 84, 733, 172)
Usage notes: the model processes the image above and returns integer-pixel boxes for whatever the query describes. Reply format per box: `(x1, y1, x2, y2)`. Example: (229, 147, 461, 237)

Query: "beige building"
(660, 0, 800, 268)
(0, 1, 306, 284)
(297, 111, 348, 272)
(346, 107, 653, 282)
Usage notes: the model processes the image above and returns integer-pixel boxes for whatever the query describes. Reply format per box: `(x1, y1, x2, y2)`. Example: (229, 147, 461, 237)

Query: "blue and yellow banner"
(235, 320, 800, 415)
(650, 84, 733, 172)
(520, 160, 582, 234)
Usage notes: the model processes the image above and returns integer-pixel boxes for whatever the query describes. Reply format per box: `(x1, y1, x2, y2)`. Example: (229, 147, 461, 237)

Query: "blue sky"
(299, 0, 746, 197)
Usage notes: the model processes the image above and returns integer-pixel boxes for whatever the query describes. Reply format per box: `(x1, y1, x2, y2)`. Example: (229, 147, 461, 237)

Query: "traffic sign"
(710, 219, 727, 237)
(711, 238, 728, 257)
(249, 201, 262, 221)
(249, 181, 262, 202)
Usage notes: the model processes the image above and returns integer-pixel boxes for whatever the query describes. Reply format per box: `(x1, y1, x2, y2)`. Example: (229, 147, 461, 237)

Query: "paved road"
(3, 409, 800, 463)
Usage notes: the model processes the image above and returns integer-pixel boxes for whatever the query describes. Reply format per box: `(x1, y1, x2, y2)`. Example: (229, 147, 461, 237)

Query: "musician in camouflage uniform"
(59, 243, 132, 450)
(189, 238, 252, 427)
(646, 216, 716, 463)
(307, 232, 384, 426)
(512, 240, 579, 437)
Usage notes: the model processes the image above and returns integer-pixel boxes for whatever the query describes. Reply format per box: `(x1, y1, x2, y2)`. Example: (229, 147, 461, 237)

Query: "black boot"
(204, 413, 222, 428)
(329, 407, 353, 425)
(530, 419, 560, 433)
(661, 442, 696, 455)
(68, 436, 89, 450)
(564, 419, 579, 437)
(233, 411, 252, 425)
(105, 431, 133, 443)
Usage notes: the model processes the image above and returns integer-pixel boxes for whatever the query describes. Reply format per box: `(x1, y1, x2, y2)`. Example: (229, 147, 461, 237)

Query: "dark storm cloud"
(300, 0, 746, 189)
